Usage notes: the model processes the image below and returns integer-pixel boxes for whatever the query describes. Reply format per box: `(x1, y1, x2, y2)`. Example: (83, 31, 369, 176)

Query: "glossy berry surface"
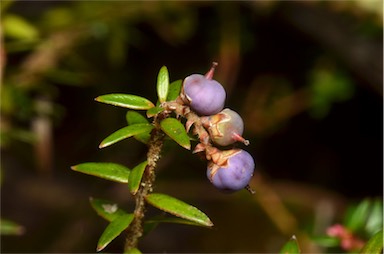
(182, 74, 226, 116)
(207, 149, 255, 192)
(203, 108, 246, 146)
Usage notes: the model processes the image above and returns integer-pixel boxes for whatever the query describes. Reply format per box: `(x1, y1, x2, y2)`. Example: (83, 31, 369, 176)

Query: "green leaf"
(99, 123, 153, 148)
(359, 230, 383, 254)
(0, 219, 25, 235)
(126, 111, 148, 125)
(365, 199, 383, 235)
(142, 215, 211, 237)
(157, 66, 169, 103)
(128, 161, 148, 195)
(143, 220, 159, 236)
(126, 111, 151, 144)
(97, 214, 134, 252)
(145, 193, 213, 227)
(160, 118, 191, 150)
(280, 235, 301, 254)
(71, 163, 130, 183)
(3, 14, 39, 40)
(146, 106, 164, 118)
(146, 215, 211, 227)
(167, 79, 182, 101)
(344, 199, 371, 232)
(95, 94, 155, 110)
(125, 247, 142, 254)
(90, 198, 128, 222)
(311, 236, 340, 247)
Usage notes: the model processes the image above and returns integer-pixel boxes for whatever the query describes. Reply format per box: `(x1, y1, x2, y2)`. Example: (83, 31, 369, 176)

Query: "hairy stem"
(124, 115, 165, 251)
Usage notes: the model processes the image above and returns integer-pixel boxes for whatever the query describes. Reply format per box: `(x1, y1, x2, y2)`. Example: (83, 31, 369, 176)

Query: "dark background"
(1, 1, 382, 252)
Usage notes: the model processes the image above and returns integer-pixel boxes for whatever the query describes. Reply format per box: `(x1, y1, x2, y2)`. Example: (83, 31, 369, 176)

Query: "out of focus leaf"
(344, 199, 371, 232)
(311, 236, 340, 247)
(0, 0, 13, 13)
(365, 199, 383, 235)
(280, 235, 301, 254)
(167, 79, 182, 101)
(0, 128, 35, 147)
(160, 118, 190, 150)
(71, 163, 130, 183)
(42, 7, 74, 29)
(125, 247, 142, 254)
(0, 219, 25, 235)
(126, 111, 151, 144)
(128, 161, 148, 195)
(45, 69, 86, 86)
(99, 123, 153, 148)
(157, 66, 169, 103)
(359, 230, 383, 254)
(90, 198, 128, 222)
(3, 14, 39, 40)
(309, 67, 354, 119)
(97, 214, 134, 252)
(95, 94, 155, 110)
(145, 193, 213, 227)
(107, 24, 127, 67)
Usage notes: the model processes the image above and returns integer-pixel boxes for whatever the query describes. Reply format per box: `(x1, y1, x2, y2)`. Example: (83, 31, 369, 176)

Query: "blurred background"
(0, 0, 382, 253)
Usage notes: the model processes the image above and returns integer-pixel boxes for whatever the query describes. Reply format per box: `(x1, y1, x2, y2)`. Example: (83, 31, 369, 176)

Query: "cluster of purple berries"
(180, 63, 255, 193)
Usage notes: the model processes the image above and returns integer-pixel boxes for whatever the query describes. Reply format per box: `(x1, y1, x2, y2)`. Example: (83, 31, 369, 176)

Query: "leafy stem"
(124, 113, 166, 251)
(72, 67, 218, 252)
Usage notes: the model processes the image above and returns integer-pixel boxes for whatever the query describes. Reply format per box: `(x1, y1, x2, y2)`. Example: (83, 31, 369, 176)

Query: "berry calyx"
(202, 108, 249, 146)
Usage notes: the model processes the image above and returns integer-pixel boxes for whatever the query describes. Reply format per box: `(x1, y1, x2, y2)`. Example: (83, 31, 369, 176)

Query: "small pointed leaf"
(126, 111, 148, 125)
(157, 66, 169, 103)
(146, 106, 164, 118)
(90, 198, 128, 222)
(126, 111, 151, 144)
(71, 163, 130, 183)
(95, 94, 154, 110)
(359, 230, 383, 254)
(99, 123, 153, 148)
(167, 79, 182, 101)
(145, 193, 213, 227)
(128, 161, 148, 195)
(160, 118, 191, 150)
(97, 214, 134, 252)
(280, 235, 301, 254)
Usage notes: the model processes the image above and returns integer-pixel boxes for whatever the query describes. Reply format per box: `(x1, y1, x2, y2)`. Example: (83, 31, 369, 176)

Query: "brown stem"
(124, 115, 165, 251)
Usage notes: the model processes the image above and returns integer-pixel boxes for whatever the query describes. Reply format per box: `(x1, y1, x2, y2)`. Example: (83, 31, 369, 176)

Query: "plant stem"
(124, 115, 165, 252)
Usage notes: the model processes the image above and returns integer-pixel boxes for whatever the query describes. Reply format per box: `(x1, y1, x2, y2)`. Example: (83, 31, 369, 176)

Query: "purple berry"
(181, 63, 226, 116)
(207, 149, 255, 193)
(202, 108, 249, 146)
